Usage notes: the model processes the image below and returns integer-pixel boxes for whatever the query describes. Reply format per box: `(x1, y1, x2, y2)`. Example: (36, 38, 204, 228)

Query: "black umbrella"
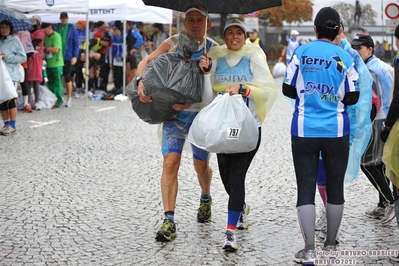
(142, 0, 282, 14)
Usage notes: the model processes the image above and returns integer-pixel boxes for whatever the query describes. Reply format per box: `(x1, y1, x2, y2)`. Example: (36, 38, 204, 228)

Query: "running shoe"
(294, 249, 316, 265)
(237, 203, 250, 230)
(381, 203, 396, 224)
(155, 218, 176, 242)
(317, 224, 340, 245)
(65, 98, 72, 107)
(197, 197, 212, 223)
(222, 230, 238, 252)
(390, 253, 399, 262)
(322, 245, 337, 260)
(23, 104, 32, 113)
(315, 207, 326, 231)
(365, 206, 385, 218)
(0, 125, 16, 136)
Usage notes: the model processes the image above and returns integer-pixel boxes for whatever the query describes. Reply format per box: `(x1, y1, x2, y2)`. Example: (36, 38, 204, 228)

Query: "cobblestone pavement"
(1, 77, 399, 266)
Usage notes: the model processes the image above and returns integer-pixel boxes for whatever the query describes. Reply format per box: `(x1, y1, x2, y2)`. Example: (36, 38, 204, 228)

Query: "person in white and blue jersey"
(282, 7, 360, 265)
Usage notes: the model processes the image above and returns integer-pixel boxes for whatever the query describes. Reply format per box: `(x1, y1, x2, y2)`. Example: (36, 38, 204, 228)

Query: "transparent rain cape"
(208, 43, 277, 123)
(341, 39, 373, 182)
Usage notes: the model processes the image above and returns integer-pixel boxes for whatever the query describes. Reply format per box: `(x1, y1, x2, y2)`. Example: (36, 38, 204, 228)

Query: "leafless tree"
(332, 2, 377, 26)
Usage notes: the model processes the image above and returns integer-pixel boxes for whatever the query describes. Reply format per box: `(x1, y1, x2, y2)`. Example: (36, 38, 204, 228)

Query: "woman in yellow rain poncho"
(202, 18, 277, 251)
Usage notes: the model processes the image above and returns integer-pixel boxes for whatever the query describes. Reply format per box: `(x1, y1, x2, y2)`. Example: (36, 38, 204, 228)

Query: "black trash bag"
(126, 33, 204, 124)
(126, 78, 181, 124)
(131, 90, 179, 124)
(143, 33, 203, 103)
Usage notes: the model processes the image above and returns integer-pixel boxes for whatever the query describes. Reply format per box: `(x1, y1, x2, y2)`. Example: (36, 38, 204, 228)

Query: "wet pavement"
(1, 76, 398, 265)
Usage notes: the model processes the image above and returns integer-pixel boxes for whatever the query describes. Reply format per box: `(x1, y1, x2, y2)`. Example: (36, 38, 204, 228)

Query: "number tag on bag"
(227, 127, 241, 139)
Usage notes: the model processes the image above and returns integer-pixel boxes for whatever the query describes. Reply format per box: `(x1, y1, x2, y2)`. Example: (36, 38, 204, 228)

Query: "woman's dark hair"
(97, 21, 105, 28)
(0, 20, 14, 35)
(153, 23, 164, 31)
(315, 21, 339, 41)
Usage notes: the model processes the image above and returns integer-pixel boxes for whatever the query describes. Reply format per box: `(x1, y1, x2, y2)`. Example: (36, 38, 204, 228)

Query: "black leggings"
(75, 59, 84, 89)
(217, 127, 261, 212)
(0, 98, 16, 111)
(292, 136, 349, 207)
(21, 68, 30, 96)
(361, 163, 398, 206)
(112, 65, 123, 90)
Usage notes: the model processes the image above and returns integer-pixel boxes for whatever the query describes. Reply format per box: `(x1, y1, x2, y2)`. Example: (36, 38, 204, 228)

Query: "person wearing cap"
(53, 12, 80, 107)
(282, 7, 360, 264)
(42, 22, 64, 107)
(28, 15, 45, 110)
(381, 23, 399, 263)
(136, 5, 217, 242)
(79, 36, 111, 91)
(279, 29, 301, 64)
(32, 15, 42, 27)
(75, 20, 87, 47)
(315, 20, 375, 243)
(350, 34, 397, 225)
(246, 29, 265, 53)
(205, 18, 277, 251)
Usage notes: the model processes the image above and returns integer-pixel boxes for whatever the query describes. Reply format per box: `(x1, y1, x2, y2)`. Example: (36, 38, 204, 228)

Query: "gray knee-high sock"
(297, 204, 316, 250)
(325, 203, 344, 246)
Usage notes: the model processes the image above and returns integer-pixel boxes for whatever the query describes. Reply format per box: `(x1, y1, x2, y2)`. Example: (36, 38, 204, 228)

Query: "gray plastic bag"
(126, 33, 204, 124)
(143, 33, 203, 103)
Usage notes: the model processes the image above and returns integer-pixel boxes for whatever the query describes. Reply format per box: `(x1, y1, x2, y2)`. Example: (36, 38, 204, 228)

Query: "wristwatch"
(134, 76, 142, 86)
(239, 84, 247, 95)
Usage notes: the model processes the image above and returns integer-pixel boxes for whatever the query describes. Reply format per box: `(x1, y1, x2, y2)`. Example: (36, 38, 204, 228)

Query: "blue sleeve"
(72, 27, 80, 58)
(132, 29, 144, 49)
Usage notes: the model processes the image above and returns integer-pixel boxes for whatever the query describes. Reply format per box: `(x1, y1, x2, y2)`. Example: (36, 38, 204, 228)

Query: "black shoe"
(197, 197, 212, 223)
(155, 218, 177, 242)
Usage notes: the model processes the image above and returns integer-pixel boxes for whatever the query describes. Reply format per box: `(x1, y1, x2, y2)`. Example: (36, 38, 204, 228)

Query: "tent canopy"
(10, 0, 173, 24)
(1, 0, 89, 13)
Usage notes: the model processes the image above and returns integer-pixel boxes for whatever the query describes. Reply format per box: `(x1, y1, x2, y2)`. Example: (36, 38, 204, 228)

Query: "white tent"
(1, 0, 92, 104)
(21, 0, 173, 97)
(2, 0, 173, 102)
(30, 2, 173, 24)
(1, 0, 88, 13)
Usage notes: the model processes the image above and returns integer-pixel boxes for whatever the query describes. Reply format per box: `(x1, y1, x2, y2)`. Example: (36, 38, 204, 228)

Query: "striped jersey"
(214, 56, 261, 126)
(283, 40, 359, 138)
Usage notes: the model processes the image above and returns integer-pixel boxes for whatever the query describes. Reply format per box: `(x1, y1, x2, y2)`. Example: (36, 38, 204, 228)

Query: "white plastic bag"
(0, 59, 18, 103)
(18, 64, 25, 83)
(39, 85, 57, 108)
(188, 93, 259, 153)
(272, 62, 287, 78)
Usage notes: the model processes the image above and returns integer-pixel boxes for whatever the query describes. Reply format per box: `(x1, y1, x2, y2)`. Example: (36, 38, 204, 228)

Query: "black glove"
(380, 127, 390, 142)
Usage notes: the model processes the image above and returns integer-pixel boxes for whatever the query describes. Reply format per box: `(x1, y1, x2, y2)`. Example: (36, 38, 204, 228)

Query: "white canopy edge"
(2, 0, 89, 13)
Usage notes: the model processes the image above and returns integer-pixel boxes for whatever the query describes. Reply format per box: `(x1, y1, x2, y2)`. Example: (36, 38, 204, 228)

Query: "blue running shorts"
(161, 111, 209, 161)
